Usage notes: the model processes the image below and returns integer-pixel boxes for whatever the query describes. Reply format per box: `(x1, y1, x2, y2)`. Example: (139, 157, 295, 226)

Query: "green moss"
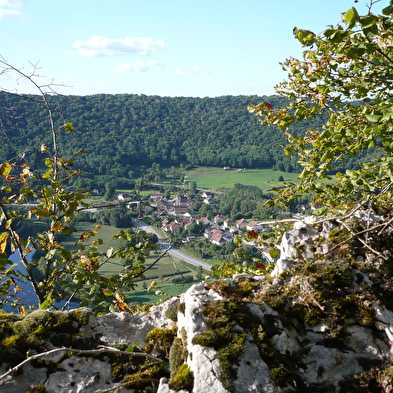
(27, 385, 47, 393)
(169, 337, 188, 380)
(179, 327, 187, 344)
(0, 310, 98, 368)
(165, 301, 180, 321)
(144, 327, 177, 357)
(169, 363, 193, 391)
(192, 331, 218, 347)
(217, 333, 246, 392)
(121, 363, 165, 391)
(205, 279, 261, 299)
(1, 334, 21, 347)
(197, 297, 264, 392)
(270, 365, 294, 388)
(178, 302, 186, 315)
(237, 280, 260, 295)
(69, 308, 93, 326)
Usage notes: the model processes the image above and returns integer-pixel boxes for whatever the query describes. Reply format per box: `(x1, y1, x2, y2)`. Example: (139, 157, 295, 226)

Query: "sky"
(0, 0, 385, 98)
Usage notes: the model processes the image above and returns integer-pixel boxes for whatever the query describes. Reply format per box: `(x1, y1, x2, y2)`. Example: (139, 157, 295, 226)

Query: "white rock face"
(232, 336, 277, 393)
(2, 214, 393, 392)
(45, 356, 117, 393)
(0, 363, 47, 393)
(93, 298, 177, 346)
(302, 345, 363, 388)
(177, 283, 228, 393)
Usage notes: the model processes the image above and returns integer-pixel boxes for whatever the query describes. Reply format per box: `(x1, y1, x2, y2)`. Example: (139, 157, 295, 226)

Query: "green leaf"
(368, 140, 376, 148)
(365, 114, 381, 123)
(269, 248, 280, 258)
(103, 288, 114, 296)
(0, 162, 12, 176)
(0, 232, 9, 254)
(343, 7, 359, 29)
(359, 14, 378, 28)
(42, 168, 54, 179)
(295, 28, 316, 46)
(125, 344, 136, 352)
(382, 6, 393, 16)
(65, 122, 74, 133)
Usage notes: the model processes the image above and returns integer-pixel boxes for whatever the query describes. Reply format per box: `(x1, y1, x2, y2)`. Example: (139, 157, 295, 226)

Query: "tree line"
(0, 92, 318, 180)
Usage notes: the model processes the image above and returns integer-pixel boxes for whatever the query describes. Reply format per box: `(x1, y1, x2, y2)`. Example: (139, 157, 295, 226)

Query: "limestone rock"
(2, 214, 393, 392)
(45, 356, 116, 393)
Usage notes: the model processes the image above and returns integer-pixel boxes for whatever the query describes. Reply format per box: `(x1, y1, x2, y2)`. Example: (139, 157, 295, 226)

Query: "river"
(2, 251, 78, 312)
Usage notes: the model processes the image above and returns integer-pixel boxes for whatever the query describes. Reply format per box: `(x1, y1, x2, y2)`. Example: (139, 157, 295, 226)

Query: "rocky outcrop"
(2, 213, 393, 392)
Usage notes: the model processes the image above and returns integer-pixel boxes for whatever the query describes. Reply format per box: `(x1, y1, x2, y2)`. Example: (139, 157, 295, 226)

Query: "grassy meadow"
(60, 221, 204, 305)
(185, 167, 299, 191)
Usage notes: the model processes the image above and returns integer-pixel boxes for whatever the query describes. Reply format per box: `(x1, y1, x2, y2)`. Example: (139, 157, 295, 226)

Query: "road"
(132, 219, 212, 271)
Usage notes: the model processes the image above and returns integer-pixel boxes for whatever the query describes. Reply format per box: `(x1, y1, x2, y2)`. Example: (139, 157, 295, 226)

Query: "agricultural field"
(185, 167, 300, 191)
(59, 221, 204, 305)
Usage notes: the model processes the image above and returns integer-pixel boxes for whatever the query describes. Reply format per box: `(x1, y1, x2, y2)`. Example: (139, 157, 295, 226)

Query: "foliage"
(0, 89, 368, 181)
(211, 260, 268, 278)
(216, 183, 274, 219)
(0, 59, 156, 313)
(248, 1, 393, 214)
(144, 327, 177, 357)
(169, 363, 193, 391)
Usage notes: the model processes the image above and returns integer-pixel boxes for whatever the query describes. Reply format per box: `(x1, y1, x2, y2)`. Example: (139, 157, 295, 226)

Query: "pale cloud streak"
(174, 66, 209, 75)
(0, 0, 26, 19)
(114, 60, 164, 73)
(72, 36, 164, 57)
(258, 64, 272, 70)
(0, 8, 21, 18)
(0, 0, 27, 7)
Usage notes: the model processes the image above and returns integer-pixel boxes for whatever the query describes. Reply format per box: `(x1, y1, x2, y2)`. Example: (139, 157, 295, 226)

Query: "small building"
(247, 221, 264, 231)
(117, 193, 131, 201)
(236, 218, 249, 229)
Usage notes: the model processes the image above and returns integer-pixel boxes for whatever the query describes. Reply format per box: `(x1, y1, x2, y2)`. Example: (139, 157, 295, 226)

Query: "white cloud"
(72, 36, 164, 57)
(174, 65, 209, 75)
(0, 0, 26, 7)
(114, 60, 164, 73)
(0, 0, 26, 19)
(0, 8, 21, 18)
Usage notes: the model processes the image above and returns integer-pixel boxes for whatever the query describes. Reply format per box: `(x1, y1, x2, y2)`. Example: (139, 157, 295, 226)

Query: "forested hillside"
(0, 92, 367, 183)
(0, 93, 306, 174)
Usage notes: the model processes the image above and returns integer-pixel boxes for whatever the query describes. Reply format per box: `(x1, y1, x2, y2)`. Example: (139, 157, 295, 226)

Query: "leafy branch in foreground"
(248, 1, 393, 214)
(0, 58, 157, 313)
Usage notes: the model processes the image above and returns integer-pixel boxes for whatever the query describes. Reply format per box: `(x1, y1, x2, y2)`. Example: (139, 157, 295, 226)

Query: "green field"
(185, 167, 299, 191)
(60, 221, 204, 305)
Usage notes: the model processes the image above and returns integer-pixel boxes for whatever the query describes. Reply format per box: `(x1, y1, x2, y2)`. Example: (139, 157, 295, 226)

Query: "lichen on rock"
(2, 213, 393, 392)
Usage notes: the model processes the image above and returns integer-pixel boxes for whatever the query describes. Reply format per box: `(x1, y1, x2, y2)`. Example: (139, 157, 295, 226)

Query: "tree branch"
(0, 345, 162, 382)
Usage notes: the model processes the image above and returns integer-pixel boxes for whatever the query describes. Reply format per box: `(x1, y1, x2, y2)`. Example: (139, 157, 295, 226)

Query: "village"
(136, 190, 277, 264)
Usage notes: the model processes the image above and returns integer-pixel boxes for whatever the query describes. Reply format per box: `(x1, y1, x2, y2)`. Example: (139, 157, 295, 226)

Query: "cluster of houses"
(114, 191, 277, 263)
(159, 212, 275, 263)
(147, 192, 271, 245)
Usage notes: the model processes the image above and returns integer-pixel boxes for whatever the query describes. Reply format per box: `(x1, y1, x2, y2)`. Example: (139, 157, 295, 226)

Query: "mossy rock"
(144, 327, 177, 356)
(0, 309, 96, 368)
(169, 337, 188, 380)
(170, 363, 193, 391)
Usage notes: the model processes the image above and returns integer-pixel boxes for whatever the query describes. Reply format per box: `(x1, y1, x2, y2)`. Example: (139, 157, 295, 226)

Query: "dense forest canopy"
(0, 93, 311, 176)
(0, 91, 370, 183)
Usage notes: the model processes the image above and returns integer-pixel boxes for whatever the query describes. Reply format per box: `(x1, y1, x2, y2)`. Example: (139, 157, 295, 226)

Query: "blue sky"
(0, 0, 383, 97)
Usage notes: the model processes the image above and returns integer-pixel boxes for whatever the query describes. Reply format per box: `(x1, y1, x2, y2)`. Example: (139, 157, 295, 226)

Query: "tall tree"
(0, 58, 157, 313)
(249, 0, 393, 214)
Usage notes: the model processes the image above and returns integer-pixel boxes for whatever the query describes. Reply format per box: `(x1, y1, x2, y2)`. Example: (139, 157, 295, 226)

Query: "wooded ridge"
(0, 93, 313, 176)
(0, 92, 368, 181)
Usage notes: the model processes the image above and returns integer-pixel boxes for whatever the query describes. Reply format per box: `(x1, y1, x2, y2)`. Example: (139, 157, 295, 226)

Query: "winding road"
(132, 219, 212, 271)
